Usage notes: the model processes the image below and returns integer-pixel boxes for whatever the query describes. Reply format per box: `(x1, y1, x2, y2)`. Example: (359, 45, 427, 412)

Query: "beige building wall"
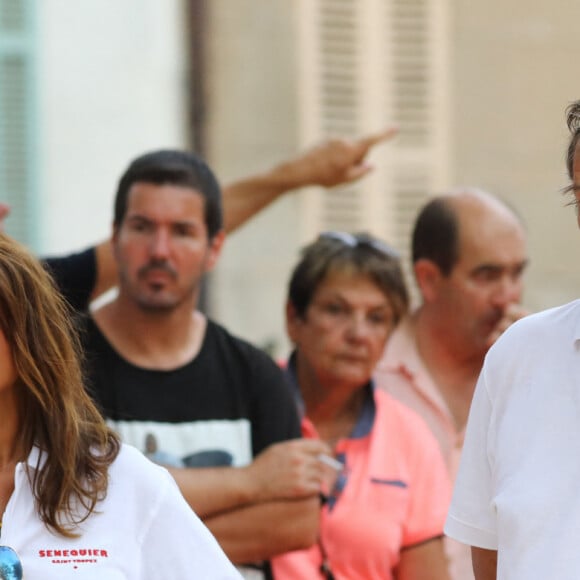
(205, 0, 580, 354)
(206, 0, 451, 355)
(205, 1, 302, 355)
(451, 1, 580, 310)
(37, 0, 189, 254)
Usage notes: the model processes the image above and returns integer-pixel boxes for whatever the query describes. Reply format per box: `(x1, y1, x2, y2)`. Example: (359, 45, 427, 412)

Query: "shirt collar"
(23, 446, 46, 471)
(376, 314, 454, 420)
(285, 351, 376, 439)
(380, 316, 425, 376)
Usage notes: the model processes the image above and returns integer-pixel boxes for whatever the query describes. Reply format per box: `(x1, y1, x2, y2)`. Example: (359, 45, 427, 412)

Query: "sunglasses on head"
(0, 546, 23, 580)
(318, 231, 400, 259)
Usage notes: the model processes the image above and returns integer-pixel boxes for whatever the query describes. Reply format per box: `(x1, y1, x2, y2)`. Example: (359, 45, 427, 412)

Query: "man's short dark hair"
(113, 150, 223, 238)
(412, 197, 459, 276)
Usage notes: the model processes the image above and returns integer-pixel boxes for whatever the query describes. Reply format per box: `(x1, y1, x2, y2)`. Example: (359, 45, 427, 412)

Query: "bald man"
(374, 188, 528, 580)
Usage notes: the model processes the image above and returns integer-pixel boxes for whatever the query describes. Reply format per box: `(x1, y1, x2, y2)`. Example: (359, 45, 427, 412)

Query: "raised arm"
(223, 127, 398, 232)
(37, 128, 398, 307)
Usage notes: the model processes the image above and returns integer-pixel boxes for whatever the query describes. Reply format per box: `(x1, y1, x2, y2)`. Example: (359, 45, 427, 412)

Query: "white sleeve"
(444, 364, 498, 550)
(139, 471, 242, 579)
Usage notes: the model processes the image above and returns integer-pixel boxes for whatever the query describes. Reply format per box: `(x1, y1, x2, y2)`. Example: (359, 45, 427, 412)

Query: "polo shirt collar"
(285, 351, 376, 439)
(380, 315, 450, 414)
(382, 316, 426, 378)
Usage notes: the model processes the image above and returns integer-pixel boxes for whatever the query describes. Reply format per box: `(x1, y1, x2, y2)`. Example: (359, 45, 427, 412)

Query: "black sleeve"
(42, 247, 97, 313)
(247, 349, 302, 456)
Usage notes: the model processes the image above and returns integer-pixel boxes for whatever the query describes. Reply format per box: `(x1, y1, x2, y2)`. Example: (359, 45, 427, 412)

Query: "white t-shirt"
(1, 444, 241, 579)
(445, 299, 580, 579)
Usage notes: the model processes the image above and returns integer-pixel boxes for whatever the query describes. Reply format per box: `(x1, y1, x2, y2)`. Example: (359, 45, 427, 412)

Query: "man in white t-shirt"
(445, 99, 580, 579)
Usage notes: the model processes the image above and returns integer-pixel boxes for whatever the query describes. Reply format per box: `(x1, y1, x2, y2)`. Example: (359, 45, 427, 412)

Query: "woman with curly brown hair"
(0, 233, 240, 579)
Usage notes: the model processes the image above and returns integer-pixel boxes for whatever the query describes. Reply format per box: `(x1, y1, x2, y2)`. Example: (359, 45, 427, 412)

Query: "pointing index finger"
(356, 126, 399, 152)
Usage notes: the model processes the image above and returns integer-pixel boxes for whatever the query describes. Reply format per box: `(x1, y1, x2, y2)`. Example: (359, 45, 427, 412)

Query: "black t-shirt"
(47, 251, 294, 578)
(43, 247, 97, 312)
(82, 316, 301, 463)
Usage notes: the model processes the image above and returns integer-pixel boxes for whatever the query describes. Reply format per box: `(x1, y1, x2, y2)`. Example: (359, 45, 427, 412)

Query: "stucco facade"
(5, 0, 579, 355)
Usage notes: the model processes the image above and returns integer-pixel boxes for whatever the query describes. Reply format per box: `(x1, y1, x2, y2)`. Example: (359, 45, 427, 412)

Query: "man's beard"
(120, 262, 199, 313)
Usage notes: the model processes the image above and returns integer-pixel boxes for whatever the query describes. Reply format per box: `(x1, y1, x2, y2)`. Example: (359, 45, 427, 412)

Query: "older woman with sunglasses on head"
(272, 232, 451, 580)
(0, 233, 240, 580)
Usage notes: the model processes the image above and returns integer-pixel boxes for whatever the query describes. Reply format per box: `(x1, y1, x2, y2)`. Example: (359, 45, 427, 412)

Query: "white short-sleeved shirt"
(0, 444, 241, 579)
(445, 299, 580, 579)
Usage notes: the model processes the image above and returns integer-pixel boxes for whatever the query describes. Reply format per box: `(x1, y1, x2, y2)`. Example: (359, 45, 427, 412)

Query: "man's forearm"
(222, 128, 397, 233)
(472, 547, 497, 580)
(204, 496, 320, 563)
(167, 465, 258, 519)
(33, 129, 396, 306)
(221, 170, 290, 233)
(395, 537, 450, 580)
(166, 438, 329, 518)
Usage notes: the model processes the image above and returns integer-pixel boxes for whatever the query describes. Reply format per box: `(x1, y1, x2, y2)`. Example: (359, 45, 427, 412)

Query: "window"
(0, 0, 37, 246)
(296, 0, 451, 299)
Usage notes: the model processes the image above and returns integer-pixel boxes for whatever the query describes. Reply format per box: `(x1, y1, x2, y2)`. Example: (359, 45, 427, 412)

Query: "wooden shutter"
(390, 0, 450, 295)
(296, 0, 450, 298)
(0, 0, 36, 245)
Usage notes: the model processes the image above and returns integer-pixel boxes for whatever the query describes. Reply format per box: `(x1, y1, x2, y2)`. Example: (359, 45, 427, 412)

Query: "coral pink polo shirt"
(272, 382, 450, 580)
(374, 317, 473, 580)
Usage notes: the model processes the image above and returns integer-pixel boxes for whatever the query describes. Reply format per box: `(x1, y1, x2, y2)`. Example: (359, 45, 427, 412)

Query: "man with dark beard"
(81, 149, 332, 580)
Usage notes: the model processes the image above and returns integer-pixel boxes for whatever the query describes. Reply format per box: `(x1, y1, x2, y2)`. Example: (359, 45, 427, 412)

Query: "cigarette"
(317, 453, 343, 471)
